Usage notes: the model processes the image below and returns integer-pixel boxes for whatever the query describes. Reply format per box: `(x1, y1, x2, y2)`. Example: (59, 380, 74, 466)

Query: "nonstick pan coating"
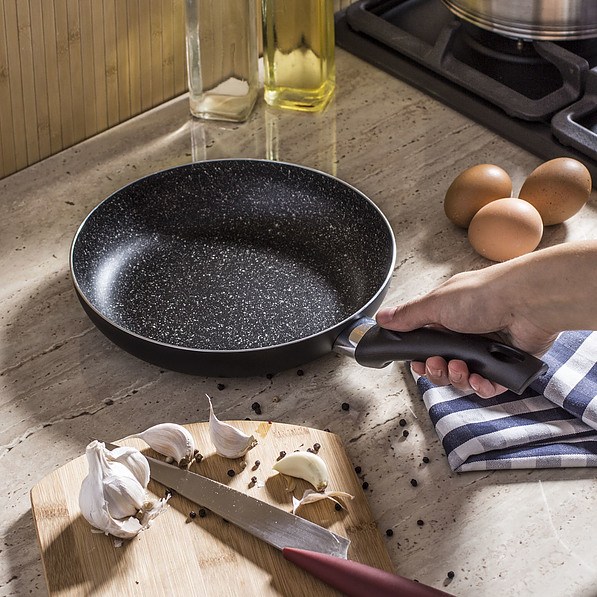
(71, 159, 395, 376)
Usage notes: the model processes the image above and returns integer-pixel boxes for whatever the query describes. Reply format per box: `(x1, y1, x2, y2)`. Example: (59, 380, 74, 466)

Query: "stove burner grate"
(335, 0, 597, 182)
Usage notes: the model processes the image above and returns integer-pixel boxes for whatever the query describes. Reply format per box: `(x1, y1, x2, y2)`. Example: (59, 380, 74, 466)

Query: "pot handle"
(353, 324, 547, 395)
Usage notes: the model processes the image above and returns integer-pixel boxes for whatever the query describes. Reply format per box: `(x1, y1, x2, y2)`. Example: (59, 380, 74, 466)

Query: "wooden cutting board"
(31, 422, 395, 596)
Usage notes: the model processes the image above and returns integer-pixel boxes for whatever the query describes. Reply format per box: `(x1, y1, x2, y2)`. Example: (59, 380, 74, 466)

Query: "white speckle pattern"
(72, 160, 394, 351)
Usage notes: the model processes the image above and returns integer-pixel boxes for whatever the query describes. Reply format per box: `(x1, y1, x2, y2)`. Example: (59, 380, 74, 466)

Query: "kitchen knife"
(106, 442, 452, 596)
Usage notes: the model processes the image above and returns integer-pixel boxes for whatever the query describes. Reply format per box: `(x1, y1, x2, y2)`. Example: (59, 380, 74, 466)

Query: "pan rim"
(69, 158, 397, 355)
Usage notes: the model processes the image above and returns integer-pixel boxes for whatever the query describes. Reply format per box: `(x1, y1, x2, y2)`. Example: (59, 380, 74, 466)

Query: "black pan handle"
(352, 324, 548, 395)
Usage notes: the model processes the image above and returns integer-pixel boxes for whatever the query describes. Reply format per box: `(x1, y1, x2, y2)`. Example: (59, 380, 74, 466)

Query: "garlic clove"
(207, 394, 257, 459)
(107, 445, 150, 488)
(79, 441, 168, 540)
(291, 489, 354, 515)
(272, 451, 329, 492)
(102, 473, 147, 519)
(133, 423, 195, 465)
(79, 473, 144, 539)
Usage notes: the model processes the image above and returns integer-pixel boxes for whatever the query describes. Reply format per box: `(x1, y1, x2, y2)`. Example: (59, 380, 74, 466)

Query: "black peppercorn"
(251, 401, 260, 411)
(417, 519, 424, 526)
(341, 402, 350, 411)
(422, 456, 430, 463)
(189, 511, 197, 519)
(297, 369, 304, 376)
(362, 481, 369, 490)
(266, 373, 273, 379)
(253, 460, 261, 469)
(277, 451, 286, 461)
(198, 509, 207, 517)
(410, 479, 418, 487)
(402, 430, 409, 437)
(385, 529, 394, 537)
(447, 571, 455, 579)
(251, 476, 257, 484)
(227, 469, 235, 477)
(217, 383, 225, 391)
(355, 466, 362, 474)
(313, 443, 321, 452)
(399, 418, 407, 427)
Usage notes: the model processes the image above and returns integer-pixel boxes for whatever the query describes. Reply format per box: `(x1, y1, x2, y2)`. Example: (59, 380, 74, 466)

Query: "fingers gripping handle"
(354, 326, 548, 395)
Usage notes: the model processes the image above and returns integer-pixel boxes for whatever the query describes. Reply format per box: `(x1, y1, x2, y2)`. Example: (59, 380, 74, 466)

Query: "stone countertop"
(2, 49, 597, 597)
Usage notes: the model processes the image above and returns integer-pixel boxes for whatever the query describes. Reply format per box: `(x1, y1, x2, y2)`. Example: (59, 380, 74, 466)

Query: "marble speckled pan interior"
(71, 159, 395, 353)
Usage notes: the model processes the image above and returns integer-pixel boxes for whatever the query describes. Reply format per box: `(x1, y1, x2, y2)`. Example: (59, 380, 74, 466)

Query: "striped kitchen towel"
(416, 331, 597, 472)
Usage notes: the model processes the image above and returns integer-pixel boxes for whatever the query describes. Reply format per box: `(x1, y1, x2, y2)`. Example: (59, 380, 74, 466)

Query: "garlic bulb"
(132, 423, 195, 465)
(292, 489, 354, 515)
(207, 394, 257, 458)
(79, 441, 168, 540)
(273, 451, 329, 492)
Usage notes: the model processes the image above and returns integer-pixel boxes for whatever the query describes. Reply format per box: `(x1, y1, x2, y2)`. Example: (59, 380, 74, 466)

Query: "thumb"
(376, 299, 438, 331)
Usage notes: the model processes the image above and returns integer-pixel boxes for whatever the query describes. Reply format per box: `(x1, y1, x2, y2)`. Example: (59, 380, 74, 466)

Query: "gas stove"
(336, 0, 597, 185)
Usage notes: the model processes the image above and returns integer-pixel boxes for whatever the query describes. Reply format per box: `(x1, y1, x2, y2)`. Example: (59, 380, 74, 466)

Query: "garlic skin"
(207, 395, 257, 458)
(292, 489, 354, 515)
(79, 441, 168, 540)
(273, 451, 329, 492)
(133, 423, 195, 465)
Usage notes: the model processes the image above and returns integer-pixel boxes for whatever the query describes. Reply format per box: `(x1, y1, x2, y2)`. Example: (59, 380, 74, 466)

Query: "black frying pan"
(70, 159, 546, 394)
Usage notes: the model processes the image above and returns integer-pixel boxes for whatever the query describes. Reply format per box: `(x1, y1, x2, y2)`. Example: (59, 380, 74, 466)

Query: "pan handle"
(335, 319, 547, 395)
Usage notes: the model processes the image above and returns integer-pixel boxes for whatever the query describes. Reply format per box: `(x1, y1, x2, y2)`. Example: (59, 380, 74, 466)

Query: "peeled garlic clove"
(292, 489, 354, 515)
(133, 423, 195, 464)
(207, 395, 257, 458)
(273, 451, 329, 492)
(79, 441, 168, 540)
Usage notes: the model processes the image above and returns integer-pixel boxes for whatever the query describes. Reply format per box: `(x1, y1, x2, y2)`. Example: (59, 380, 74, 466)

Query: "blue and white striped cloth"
(416, 331, 597, 472)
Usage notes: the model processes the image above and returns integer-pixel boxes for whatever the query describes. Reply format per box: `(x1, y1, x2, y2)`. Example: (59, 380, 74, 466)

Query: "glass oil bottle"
(261, 0, 335, 112)
(185, 0, 259, 122)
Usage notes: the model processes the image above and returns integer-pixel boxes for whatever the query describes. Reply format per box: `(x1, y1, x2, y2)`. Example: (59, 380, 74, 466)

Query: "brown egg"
(518, 157, 592, 225)
(444, 164, 512, 228)
(468, 198, 543, 262)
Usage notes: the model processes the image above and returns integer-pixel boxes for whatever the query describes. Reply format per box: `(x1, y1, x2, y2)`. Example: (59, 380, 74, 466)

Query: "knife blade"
(105, 441, 452, 596)
(141, 447, 350, 558)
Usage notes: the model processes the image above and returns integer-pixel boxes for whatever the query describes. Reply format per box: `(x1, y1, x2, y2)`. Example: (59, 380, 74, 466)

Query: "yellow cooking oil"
(262, 0, 335, 112)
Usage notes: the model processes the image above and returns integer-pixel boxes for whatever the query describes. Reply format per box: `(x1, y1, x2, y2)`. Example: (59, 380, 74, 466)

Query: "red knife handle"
(282, 548, 453, 596)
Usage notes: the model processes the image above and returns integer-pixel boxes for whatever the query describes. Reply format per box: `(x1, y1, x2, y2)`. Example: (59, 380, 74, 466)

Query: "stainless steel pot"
(442, 0, 597, 40)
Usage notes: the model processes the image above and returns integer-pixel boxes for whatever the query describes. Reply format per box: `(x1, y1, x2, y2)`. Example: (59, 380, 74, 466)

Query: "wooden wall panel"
(0, 0, 356, 180)
(0, 0, 188, 179)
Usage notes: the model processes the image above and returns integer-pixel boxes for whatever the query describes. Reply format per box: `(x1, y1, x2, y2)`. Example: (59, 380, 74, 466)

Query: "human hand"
(376, 267, 558, 398)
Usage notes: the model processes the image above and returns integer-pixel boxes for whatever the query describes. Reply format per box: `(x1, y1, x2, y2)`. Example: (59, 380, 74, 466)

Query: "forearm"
(499, 240, 597, 334)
